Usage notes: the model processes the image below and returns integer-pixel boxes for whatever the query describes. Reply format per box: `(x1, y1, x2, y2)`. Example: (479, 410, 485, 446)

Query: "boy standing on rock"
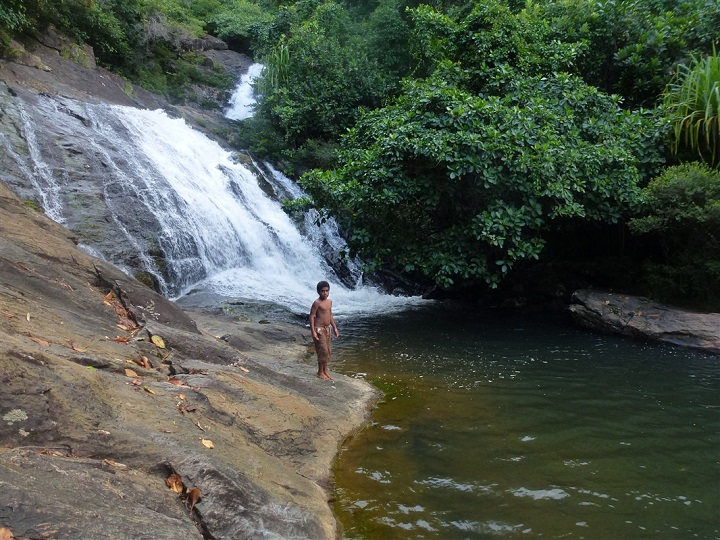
(309, 280, 339, 380)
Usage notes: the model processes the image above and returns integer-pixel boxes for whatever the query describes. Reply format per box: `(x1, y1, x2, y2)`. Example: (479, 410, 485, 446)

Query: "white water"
(225, 63, 264, 120)
(111, 106, 418, 315)
(9, 89, 421, 316)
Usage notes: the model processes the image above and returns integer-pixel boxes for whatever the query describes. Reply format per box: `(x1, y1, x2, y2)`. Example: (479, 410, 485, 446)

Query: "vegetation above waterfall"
(2, 0, 719, 308)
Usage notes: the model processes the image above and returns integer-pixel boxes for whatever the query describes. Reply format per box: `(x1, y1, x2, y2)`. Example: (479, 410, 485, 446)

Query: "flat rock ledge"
(569, 289, 720, 354)
(0, 182, 380, 539)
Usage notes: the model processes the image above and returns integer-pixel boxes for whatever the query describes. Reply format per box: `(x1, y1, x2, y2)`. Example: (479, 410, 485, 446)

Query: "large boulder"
(569, 289, 720, 354)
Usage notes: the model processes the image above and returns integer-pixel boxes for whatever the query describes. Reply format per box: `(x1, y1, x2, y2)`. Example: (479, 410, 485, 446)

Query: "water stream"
(331, 307, 720, 538)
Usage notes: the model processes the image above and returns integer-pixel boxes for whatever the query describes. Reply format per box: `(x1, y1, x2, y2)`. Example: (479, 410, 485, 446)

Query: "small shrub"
(629, 162, 720, 309)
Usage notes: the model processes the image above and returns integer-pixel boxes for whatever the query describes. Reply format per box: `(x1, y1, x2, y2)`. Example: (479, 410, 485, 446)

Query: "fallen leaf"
(184, 404, 197, 412)
(104, 291, 115, 301)
(0, 525, 14, 540)
(168, 377, 187, 386)
(130, 379, 142, 386)
(238, 366, 250, 373)
(28, 334, 50, 347)
(141, 356, 151, 369)
(53, 278, 73, 291)
(201, 438, 214, 449)
(26, 312, 31, 322)
(68, 340, 87, 353)
(187, 487, 201, 510)
(124, 368, 139, 378)
(143, 386, 156, 395)
(178, 393, 186, 400)
(15, 261, 32, 272)
(108, 335, 129, 343)
(165, 473, 184, 494)
(194, 421, 206, 432)
(151, 335, 166, 349)
(103, 459, 128, 470)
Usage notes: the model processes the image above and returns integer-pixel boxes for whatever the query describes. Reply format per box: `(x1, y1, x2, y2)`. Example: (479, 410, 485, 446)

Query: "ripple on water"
(511, 487, 571, 500)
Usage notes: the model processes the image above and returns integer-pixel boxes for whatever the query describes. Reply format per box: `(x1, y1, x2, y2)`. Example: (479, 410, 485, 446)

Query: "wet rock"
(569, 289, 720, 354)
(0, 182, 380, 538)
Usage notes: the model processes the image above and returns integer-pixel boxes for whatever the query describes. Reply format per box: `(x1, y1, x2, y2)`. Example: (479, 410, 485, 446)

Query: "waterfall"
(225, 63, 264, 120)
(0, 87, 421, 316)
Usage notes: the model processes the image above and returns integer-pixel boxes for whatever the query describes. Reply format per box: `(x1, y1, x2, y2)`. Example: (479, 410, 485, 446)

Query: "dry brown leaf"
(108, 335, 129, 343)
(184, 404, 197, 412)
(104, 291, 115, 301)
(103, 459, 128, 470)
(187, 487, 201, 510)
(131, 357, 144, 367)
(238, 366, 250, 373)
(143, 386, 156, 395)
(26, 312, 31, 322)
(201, 438, 214, 449)
(130, 379, 142, 386)
(141, 356, 151, 369)
(168, 377, 186, 386)
(124, 368, 139, 378)
(68, 340, 87, 353)
(28, 334, 50, 347)
(53, 278, 74, 291)
(0, 525, 14, 540)
(15, 261, 32, 272)
(178, 393, 186, 400)
(165, 473, 184, 494)
(151, 335, 166, 349)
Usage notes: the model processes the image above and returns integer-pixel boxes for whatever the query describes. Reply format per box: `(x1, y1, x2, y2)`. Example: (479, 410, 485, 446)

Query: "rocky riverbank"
(0, 177, 379, 538)
(0, 32, 379, 539)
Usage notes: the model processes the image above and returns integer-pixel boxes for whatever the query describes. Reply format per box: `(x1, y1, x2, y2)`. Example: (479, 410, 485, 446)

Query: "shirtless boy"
(309, 280, 339, 380)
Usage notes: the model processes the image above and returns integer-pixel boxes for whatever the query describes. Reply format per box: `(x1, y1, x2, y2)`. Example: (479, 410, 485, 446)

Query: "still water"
(330, 304, 719, 539)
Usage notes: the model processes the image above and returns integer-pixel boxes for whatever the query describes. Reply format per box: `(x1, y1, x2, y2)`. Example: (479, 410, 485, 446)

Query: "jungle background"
(2, 0, 719, 309)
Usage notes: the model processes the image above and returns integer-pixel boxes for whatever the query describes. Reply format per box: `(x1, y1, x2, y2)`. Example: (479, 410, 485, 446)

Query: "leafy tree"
(539, 0, 720, 106)
(255, 0, 389, 164)
(299, 3, 664, 288)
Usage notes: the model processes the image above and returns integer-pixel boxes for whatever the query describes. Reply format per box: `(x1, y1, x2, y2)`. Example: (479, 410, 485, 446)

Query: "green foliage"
(538, 0, 720, 106)
(663, 48, 720, 166)
(301, 64, 663, 288)
(629, 163, 720, 308)
(209, 0, 275, 49)
(255, 1, 389, 153)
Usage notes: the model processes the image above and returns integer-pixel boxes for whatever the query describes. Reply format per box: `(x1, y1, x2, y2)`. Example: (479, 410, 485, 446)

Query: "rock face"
(569, 289, 720, 354)
(0, 182, 379, 537)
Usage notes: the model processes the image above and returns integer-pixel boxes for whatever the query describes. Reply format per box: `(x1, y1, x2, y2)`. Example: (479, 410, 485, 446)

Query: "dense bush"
(629, 163, 720, 308)
(299, 3, 665, 288)
(539, 0, 720, 107)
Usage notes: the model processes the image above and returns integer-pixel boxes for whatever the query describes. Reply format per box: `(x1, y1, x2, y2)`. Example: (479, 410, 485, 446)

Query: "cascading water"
(225, 63, 264, 120)
(0, 83, 420, 316)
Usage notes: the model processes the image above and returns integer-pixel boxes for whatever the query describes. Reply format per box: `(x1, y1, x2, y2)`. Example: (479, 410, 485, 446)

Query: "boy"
(309, 280, 339, 380)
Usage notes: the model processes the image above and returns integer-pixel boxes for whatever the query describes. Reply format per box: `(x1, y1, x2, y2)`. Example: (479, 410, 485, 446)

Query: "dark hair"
(316, 280, 330, 293)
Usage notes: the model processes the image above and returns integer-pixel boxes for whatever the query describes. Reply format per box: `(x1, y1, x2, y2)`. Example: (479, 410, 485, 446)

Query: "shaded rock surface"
(569, 289, 720, 354)
(0, 182, 380, 538)
(0, 37, 252, 295)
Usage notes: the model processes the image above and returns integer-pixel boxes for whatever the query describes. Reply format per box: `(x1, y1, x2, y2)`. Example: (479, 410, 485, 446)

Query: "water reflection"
(332, 305, 720, 538)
